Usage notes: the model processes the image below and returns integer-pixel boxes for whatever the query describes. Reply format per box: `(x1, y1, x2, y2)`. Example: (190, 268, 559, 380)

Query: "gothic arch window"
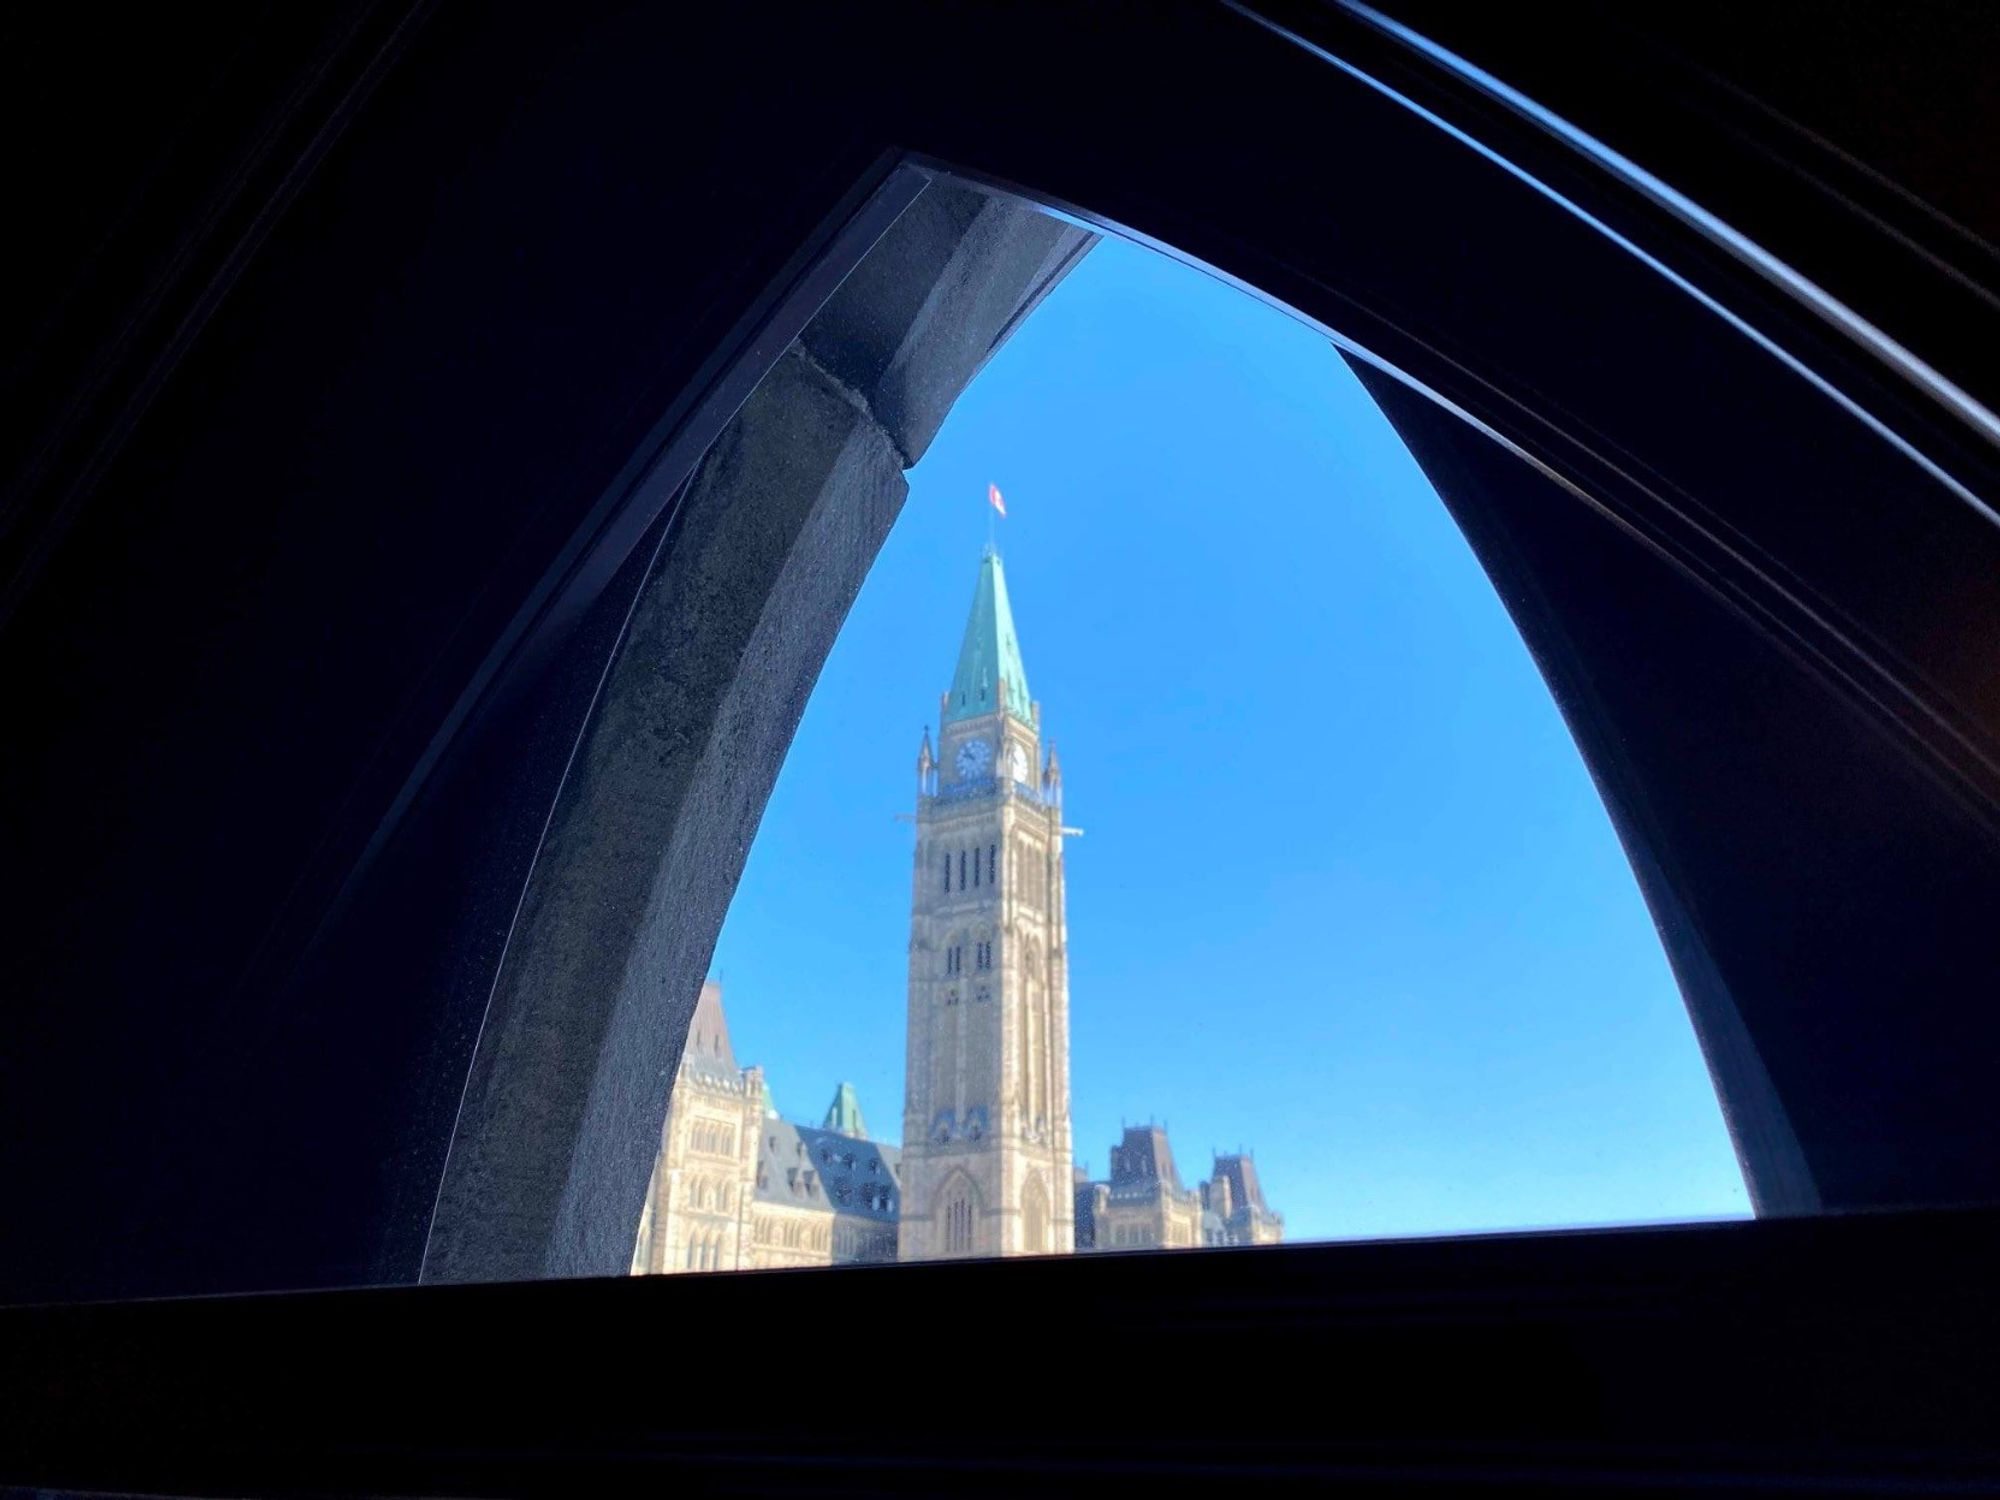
(941, 849, 950, 894)
(1022, 1172, 1050, 1251)
(958, 849, 966, 890)
(941, 1176, 976, 1256)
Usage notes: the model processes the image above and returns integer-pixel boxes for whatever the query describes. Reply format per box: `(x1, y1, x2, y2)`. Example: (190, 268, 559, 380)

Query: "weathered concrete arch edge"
(422, 178, 1095, 1283)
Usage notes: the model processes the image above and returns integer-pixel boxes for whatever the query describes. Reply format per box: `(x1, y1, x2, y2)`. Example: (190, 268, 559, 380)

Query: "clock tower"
(900, 549, 1073, 1259)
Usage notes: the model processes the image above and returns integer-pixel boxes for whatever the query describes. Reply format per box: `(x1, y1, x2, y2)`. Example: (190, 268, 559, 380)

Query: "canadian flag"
(988, 482, 1007, 518)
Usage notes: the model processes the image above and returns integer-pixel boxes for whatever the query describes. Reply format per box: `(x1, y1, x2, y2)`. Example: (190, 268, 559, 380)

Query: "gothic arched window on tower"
(943, 1187, 975, 1256)
(1023, 1173, 1050, 1251)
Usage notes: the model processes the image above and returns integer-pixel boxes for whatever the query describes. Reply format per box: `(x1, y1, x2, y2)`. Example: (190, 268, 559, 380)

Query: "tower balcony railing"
(923, 775, 1054, 808)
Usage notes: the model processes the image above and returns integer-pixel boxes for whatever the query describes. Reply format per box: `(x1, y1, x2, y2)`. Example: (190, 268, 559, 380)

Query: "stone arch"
(419, 183, 1095, 1283)
(404, 126, 1959, 1293)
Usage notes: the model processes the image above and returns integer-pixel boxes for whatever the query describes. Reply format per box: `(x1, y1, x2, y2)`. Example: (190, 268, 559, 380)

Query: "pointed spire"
(684, 981, 737, 1071)
(944, 551, 1033, 726)
(918, 725, 934, 771)
(822, 1081, 868, 1140)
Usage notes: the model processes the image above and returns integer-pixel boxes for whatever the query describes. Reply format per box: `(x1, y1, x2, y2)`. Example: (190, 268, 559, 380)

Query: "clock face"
(954, 737, 993, 779)
(1007, 741, 1031, 783)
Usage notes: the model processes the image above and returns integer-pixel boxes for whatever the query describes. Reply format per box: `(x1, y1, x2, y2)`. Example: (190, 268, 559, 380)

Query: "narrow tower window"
(945, 1194, 973, 1255)
(958, 849, 966, 890)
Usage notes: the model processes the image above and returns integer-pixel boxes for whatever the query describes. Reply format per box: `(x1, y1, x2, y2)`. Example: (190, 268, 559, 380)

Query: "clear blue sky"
(708, 231, 1749, 1242)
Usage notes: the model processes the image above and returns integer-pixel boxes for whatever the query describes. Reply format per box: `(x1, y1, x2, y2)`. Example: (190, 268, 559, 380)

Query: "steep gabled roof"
(1211, 1152, 1270, 1215)
(1109, 1124, 1182, 1192)
(755, 1120, 901, 1222)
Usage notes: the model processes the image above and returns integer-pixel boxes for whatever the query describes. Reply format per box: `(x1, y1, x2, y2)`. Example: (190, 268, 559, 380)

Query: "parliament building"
(630, 552, 1282, 1275)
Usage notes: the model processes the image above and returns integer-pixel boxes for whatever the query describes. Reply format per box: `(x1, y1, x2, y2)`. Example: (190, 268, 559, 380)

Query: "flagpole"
(986, 481, 1005, 556)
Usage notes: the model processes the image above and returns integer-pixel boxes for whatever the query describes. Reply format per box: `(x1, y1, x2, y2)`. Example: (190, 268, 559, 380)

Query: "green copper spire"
(822, 1081, 868, 1140)
(944, 549, 1033, 726)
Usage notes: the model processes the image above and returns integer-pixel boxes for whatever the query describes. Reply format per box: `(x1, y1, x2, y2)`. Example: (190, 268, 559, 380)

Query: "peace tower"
(898, 549, 1074, 1259)
(628, 550, 1280, 1276)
